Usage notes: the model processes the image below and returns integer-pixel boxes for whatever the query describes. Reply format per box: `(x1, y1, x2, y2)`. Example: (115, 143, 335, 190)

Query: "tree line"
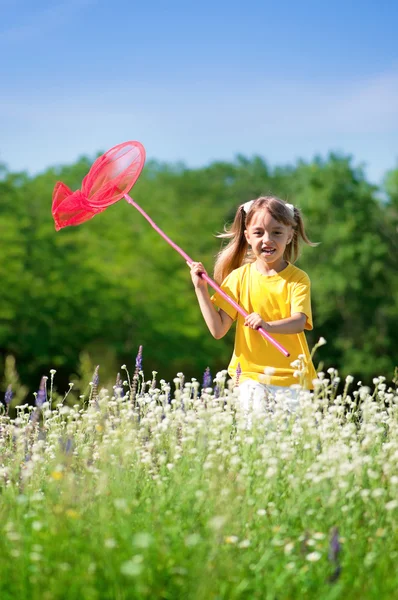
(0, 152, 397, 393)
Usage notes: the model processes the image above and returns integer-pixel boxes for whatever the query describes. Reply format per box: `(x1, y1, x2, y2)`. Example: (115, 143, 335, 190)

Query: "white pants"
(239, 379, 300, 415)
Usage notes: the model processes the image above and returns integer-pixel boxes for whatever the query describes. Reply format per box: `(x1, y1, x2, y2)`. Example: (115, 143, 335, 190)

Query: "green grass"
(1, 369, 398, 599)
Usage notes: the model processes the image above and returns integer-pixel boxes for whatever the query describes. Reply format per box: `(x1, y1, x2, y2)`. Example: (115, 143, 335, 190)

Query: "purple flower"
(92, 366, 100, 387)
(35, 377, 47, 408)
(114, 373, 124, 397)
(327, 527, 342, 583)
(235, 363, 242, 386)
(202, 367, 212, 389)
(4, 385, 12, 406)
(135, 345, 143, 371)
(59, 437, 73, 455)
(328, 527, 341, 563)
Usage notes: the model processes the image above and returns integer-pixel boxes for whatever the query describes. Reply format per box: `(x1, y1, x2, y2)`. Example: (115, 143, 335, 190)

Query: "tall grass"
(1, 368, 398, 599)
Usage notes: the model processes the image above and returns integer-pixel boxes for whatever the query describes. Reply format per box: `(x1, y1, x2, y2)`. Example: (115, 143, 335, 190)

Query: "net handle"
(124, 194, 290, 358)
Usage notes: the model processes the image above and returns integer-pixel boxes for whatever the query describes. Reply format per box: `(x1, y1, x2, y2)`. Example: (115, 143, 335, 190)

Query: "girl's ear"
(244, 229, 250, 244)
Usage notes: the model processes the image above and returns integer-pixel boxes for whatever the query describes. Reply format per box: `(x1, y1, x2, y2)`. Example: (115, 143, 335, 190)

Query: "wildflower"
(120, 558, 143, 577)
(224, 536, 239, 544)
(235, 363, 242, 386)
(4, 385, 12, 406)
(306, 551, 321, 562)
(90, 366, 100, 402)
(92, 366, 99, 387)
(114, 373, 124, 397)
(328, 527, 341, 563)
(185, 534, 201, 547)
(132, 533, 152, 548)
(385, 500, 398, 511)
(318, 337, 327, 346)
(238, 539, 251, 548)
(114, 498, 128, 511)
(284, 542, 294, 554)
(135, 346, 143, 371)
(208, 516, 227, 530)
(35, 377, 47, 408)
(202, 367, 212, 389)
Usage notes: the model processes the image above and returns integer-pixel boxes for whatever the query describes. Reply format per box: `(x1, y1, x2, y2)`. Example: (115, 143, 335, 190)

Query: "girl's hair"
(214, 196, 316, 284)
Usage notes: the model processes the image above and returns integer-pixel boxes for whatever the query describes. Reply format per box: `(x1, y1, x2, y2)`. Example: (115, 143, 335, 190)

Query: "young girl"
(189, 196, 317, 411)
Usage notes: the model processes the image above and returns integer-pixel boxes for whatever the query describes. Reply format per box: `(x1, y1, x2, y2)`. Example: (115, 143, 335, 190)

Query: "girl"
(189, 196, 317, 411)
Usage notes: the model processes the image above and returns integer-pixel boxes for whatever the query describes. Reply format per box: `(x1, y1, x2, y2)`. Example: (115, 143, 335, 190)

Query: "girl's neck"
(254, 258, 288, 276)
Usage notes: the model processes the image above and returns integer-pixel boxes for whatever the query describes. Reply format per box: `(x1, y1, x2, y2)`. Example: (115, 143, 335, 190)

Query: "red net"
(52, 141, 146, 230)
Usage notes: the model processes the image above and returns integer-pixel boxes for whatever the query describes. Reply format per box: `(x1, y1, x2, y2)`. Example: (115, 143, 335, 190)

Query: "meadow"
(1, 361, 398, 600)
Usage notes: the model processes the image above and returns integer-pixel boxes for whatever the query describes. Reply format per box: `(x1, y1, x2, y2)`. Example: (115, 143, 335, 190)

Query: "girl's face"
(244, 209, 293, 272)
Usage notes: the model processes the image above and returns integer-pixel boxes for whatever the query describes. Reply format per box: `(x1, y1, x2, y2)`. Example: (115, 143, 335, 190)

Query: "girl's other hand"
(188, 261, 208, 289)
(244, 312, 267, 330)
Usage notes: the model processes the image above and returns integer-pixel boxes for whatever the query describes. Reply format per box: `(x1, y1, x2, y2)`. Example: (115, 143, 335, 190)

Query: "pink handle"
(124, 194, 290, 357)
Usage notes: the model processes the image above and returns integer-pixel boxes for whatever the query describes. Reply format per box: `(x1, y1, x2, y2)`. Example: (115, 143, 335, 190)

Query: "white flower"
(208, 516, 227, 530)
(385, 500, 398, 511)
(306, 551, 322, 562)
(284, 542, 294, 554)
(224, 535, 239, 544)
(132, 533, 152, 548)
(120, 558, 143, 577)
(185, 534, 201, 547)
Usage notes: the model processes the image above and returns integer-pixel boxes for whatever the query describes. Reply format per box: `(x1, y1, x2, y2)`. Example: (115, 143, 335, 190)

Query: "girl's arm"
(189, 262, 233, 339)
(245, 312, 307, 334)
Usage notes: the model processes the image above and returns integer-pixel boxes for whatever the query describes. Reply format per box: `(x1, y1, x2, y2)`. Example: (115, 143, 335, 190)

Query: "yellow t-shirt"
(211, 262, 317, 389)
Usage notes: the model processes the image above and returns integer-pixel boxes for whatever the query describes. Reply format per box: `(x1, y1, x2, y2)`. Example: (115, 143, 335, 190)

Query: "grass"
(1, 367, 398, 599)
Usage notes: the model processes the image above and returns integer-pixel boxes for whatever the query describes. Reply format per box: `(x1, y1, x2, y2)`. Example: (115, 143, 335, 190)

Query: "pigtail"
(284, 206, 318, 263)
(214, 204, 249, 284)
(214, 196, 317, 283)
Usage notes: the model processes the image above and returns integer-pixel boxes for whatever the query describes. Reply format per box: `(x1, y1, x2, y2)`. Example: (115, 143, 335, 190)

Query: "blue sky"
(1, 0, 397, 184)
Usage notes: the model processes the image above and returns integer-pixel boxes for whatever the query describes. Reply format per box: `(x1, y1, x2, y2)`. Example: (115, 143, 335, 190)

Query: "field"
(1, 366, 398, 600)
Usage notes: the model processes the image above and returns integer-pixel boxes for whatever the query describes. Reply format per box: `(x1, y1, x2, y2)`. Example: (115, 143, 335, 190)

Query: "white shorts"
(238, 379, 300, 415)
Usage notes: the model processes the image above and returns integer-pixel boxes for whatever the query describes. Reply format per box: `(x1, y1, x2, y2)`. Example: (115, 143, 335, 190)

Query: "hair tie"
(285, 203, 295, 217)
(242, 200, 254, 214)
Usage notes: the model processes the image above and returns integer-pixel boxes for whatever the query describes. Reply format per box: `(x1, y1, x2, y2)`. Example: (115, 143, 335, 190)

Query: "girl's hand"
(188, 261, 208, 289)
(244, 312, 268, 330)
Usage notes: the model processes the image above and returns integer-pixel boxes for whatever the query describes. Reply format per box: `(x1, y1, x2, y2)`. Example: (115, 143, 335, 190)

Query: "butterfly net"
(52, 141, 146, 230)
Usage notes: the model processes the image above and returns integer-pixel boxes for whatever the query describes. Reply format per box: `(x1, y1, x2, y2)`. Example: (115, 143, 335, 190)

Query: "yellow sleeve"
(210, 270, 240, 321)
(291, 275, 313, 330)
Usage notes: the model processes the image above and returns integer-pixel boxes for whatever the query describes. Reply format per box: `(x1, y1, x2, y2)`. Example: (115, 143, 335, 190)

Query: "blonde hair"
(214, 196, 316, 284)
